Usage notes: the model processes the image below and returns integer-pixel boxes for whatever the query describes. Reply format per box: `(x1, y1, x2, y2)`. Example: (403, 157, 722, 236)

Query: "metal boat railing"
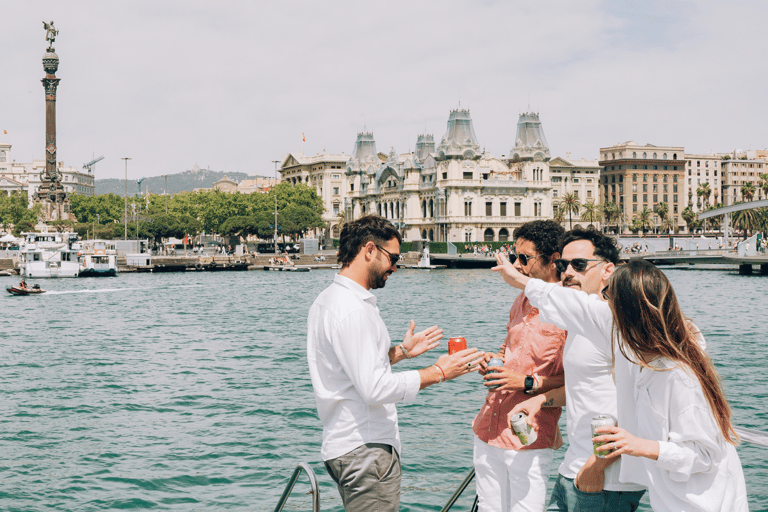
(440, 468, 478, 512)
(274, 428, 768, 511)
(735, 426, 768, 447)
(272, 462, 320, 512)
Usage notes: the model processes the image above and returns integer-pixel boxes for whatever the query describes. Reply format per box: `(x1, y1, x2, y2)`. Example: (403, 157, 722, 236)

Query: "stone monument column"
(35, 21, 71, 222)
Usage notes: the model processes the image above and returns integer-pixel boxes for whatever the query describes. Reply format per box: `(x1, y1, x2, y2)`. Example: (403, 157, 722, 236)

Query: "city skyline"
(1, 1, 766, 181)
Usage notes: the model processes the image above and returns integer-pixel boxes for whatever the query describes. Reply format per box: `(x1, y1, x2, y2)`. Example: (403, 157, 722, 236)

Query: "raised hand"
(492, 254, 529, 290)
(403, 320, 443, 358)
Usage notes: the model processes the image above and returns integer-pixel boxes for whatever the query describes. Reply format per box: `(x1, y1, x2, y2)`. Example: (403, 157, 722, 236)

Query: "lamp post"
(273, 160, 280, 255)
(121, 157, 131, 239)
(162, 174, 168, 214)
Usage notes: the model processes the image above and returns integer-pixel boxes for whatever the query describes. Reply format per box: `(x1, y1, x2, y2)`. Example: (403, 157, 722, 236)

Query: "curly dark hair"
(513, 220, 565, 260)
(337, 215, 402, 268)
(559, 228, 620, 264)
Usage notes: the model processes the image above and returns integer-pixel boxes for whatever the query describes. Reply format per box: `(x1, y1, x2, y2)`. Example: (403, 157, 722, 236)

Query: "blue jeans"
(547, 474, 645, 512)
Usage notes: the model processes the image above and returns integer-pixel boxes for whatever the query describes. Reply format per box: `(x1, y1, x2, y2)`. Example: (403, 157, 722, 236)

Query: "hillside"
(95, 167, 258, 196)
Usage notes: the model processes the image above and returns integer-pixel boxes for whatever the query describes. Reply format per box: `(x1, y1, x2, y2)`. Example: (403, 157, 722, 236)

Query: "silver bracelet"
(400, 344, 411, 359)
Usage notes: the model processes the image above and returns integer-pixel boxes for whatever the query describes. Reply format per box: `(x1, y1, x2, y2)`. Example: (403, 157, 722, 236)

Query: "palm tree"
(759, 173, 768, 200)
(601, 202, 619, 233)
(660, 216, 674, 234)
(741, 182, 756, 202)
(731, 207, 761, 239)
(653, 202, 668, 234)
(580, 199, 602, 227)
(637, 207, 654, 234)
(681, 206, 697, 234)
(705, 203, 724, 233)
(552, 205, 565, 226)
(560, 193, 580, 229)
(696, 182, 712, 209)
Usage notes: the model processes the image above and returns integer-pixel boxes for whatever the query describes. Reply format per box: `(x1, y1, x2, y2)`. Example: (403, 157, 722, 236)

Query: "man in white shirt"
(510, 229, 646, 511)
(307, 215, 481, 511)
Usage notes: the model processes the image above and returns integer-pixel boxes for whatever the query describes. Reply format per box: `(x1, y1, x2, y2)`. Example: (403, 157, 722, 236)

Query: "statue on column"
(43, 21, 58, 50)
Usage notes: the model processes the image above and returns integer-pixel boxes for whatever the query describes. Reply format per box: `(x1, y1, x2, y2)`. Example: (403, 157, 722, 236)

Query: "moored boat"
(18, 232, 80, 278)
(78, 240, 118, 277)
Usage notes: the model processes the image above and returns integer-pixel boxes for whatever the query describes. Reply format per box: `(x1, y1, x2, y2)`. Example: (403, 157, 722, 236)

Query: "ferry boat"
(78, 240, 118, 277)
(18, 232, 80, 278)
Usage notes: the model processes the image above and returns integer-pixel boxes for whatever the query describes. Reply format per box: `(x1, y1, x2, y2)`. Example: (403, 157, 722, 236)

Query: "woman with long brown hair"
(492, 257, 748, 512)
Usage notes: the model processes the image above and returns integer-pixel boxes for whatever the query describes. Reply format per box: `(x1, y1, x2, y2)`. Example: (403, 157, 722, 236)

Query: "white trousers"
(473, 434, 554, 512)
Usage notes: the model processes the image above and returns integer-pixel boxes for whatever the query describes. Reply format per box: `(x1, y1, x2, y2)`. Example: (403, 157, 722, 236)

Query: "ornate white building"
(0, 142, 95, 199)
(340, 109, 555, 242)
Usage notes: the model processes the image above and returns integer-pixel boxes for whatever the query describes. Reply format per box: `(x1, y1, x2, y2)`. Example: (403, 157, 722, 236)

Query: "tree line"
(1, 183, 325, 245)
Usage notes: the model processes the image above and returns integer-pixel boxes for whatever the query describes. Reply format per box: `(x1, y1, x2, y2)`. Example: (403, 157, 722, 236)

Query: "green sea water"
(1, 267, 766, 511)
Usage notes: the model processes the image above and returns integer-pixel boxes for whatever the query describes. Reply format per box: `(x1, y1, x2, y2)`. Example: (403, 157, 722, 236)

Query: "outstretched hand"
(434, 348, 485, 381)
(403, 320, 443, 358)
(492, 254, 529, 290)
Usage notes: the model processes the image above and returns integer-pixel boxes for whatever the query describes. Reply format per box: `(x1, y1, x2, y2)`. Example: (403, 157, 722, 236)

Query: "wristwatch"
(524, 375, 535, 394)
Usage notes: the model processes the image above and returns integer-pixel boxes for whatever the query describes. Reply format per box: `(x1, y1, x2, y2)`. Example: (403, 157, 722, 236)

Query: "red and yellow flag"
(302, 133, 305, 142)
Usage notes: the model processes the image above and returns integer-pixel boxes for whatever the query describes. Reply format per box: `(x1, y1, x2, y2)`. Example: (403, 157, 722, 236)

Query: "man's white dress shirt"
(307, 274, 421, 461)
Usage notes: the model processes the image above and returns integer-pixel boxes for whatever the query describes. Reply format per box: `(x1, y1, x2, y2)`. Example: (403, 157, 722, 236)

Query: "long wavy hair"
(608, 260, 737, 444)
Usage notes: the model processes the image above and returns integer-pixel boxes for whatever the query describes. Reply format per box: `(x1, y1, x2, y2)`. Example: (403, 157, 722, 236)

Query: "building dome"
(346, 132, 379, 175)
(414, 134, 435, 164)
(510, 112, 550, 162)
(436, 109, 480, 161)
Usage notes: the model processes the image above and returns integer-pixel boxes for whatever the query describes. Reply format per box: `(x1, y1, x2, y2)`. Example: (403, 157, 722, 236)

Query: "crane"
(83, 156, 104, 173)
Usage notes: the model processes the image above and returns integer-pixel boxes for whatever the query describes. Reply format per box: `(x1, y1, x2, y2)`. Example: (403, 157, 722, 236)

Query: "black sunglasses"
(375, 245, 401, 266)
(554, 258, 605, 273)
(513, 252, 541, 266)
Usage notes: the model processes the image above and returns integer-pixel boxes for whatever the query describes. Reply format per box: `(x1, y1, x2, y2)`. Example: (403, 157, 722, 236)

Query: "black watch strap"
(524, 375, 534, 393)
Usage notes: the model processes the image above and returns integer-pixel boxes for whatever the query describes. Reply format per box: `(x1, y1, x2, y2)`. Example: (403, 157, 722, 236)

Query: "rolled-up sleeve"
(332, 309, 420, 406)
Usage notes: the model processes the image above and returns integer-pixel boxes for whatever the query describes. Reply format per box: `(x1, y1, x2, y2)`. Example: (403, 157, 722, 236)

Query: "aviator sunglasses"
(375, 244, 401, 266)
(554, 258, 605, 273)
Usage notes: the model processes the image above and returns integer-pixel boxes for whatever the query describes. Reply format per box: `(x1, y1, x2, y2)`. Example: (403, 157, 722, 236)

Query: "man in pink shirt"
(473, 220, 567, 511)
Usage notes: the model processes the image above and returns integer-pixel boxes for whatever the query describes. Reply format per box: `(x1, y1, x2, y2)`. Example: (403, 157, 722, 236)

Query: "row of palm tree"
(695, 174, 768, 209)
(553, 193, 602, 229)
(554, 176, 768, 236)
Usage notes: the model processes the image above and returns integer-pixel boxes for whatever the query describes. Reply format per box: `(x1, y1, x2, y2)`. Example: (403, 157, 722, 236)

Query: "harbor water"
(2, 267, 766, 511)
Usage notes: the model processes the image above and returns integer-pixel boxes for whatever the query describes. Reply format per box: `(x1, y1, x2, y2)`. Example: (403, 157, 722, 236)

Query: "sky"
(2, 1, 766, 181)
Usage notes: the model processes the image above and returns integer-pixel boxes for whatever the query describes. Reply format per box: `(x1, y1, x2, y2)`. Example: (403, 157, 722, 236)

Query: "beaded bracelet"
(400, 344, 411, 359)
(434, 364, 446, 382)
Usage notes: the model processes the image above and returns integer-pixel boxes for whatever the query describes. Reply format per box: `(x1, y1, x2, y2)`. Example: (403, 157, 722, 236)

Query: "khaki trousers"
(324, 443, 401, 512)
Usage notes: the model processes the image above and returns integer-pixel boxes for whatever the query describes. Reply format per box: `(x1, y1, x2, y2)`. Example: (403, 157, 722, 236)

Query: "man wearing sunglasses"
(510, 228, 646, 511)
(307, 215, 482, 511)
(473, 220, 568, 512)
